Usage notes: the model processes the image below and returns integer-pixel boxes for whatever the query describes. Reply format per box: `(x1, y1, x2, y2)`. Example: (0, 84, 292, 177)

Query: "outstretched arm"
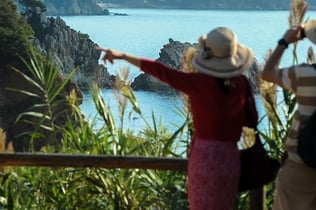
(95, 46, 196, 93)
(261, 25, 304, 84)
(95, 47, 142, 68)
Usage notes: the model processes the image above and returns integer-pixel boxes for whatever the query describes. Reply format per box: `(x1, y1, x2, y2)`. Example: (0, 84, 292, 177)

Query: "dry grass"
(0, 128, 6, 151)
(259, 49, 279, 115)
(0, 128, 13, 152)
(239, 127, 256, 149)
(307, 46, 316, 63)
(0, 128, 14, 172)
(181, 46, 196, 73)
(289, 0, 308, 26)
(114, 67, 131, 121)
(259, 0, 309, 113)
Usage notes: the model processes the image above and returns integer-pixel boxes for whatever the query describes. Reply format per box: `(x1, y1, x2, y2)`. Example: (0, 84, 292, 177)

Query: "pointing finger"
(95, 46, 108, 52)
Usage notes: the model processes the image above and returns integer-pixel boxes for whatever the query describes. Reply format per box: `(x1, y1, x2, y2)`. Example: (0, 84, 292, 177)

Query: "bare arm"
(95, 47, 142, 68)
(261, 25, 304, 84)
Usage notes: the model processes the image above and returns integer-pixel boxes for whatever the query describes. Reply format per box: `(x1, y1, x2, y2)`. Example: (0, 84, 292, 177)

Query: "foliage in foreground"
(0, 0, 35, 64)
(0, 43, 287, 210)
(0, 20, 295, 210)
(0, 0, 313, 209)
(0, 47, 279, 210)
(0, 50, 189, 209)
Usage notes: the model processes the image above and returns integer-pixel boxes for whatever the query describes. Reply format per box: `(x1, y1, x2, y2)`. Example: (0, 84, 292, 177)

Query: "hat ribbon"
(201, 46, 232, 60)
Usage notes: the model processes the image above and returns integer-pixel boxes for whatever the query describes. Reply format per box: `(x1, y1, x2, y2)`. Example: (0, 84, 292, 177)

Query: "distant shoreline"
(98, 3, 316, 11)
(104, 8, 316, 12)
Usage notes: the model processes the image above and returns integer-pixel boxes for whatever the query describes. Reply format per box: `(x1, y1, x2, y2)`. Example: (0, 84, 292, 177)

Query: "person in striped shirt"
(262, 22, 316, 210)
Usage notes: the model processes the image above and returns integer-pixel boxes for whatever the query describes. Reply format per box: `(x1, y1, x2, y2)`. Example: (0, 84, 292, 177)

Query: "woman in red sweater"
(96, 27, 255, 210)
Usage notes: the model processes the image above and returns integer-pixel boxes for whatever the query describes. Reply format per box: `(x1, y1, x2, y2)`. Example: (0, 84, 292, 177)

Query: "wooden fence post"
(250, 188, 264, 210)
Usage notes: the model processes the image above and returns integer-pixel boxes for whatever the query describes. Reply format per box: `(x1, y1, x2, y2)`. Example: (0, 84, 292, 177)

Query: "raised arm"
(261, 25, 304, 84)
(95, 47, 141, 68)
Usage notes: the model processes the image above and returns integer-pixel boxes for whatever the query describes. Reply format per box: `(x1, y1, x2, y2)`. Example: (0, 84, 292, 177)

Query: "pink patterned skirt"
(188, 138, 240, 210)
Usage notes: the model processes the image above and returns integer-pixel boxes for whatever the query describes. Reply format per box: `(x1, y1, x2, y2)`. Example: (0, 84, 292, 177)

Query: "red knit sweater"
(140, 58, 249, 143)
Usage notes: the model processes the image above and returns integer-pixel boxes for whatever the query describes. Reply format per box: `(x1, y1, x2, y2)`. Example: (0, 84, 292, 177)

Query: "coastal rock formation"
(44, 0, 109, 16)
(132, 73, 173, 92)
(132, 39, 259, 93)
(132, 39, 192, 92)
(99, 0, 315, 10)
(157, 38, 194, 69)
(28, 7, 259, 93)
(28, 8, 112, 89)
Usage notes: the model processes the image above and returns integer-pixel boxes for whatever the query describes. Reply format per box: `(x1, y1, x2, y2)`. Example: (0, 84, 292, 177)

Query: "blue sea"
(61, 9, 316, 132)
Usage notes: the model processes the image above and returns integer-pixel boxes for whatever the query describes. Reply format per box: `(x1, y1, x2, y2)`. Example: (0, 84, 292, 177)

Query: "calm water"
(80, 89, 184, 132)
(61, 9, 316, 131)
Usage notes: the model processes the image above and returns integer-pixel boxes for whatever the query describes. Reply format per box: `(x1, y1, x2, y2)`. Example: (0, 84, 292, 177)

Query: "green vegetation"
(0, 48, 274, 209)
(0, 0, 313, 209)
(79, 32, 90, 40)
(0, 0, 34, 64)
(0, 50, 189, 209)
(0, 46, 282, 209)
(8, 50, 79, 152)
(19, 0, 47, 14)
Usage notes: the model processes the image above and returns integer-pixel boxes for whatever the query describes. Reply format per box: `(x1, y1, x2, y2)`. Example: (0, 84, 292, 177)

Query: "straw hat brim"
(192, 43, 254, 78)
(305, 19, 316, 45)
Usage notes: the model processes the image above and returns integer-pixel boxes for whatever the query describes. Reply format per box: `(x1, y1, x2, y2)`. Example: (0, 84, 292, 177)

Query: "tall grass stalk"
(0, 49, 190, 209)
(7, 49, 77, 151)
(289, 0, 308, 64)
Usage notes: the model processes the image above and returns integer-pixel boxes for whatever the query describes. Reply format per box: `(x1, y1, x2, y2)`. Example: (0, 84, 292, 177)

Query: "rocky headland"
(30, 12, 259, 92)
(132, 39, 259, 93)
(28, 8, 112, 90)
(44, 0, 110, 16)
(10, 1, 262, 93)
(98, 0, 316, 10)
(39, 0, 316, 16)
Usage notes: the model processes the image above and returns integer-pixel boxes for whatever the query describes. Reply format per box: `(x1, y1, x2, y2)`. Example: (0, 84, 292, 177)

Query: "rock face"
(44, 0, 109, 16)
(132, 39, 192, 92)
(100, 0, 315, 10)
(27, 9, 112, 90)
(157, 38, 194, 69)
(131, 39, 259, 93)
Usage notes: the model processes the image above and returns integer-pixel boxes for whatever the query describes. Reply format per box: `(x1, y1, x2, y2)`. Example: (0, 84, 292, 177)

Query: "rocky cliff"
(42, 0, 316, 16)
(132, 39, 193, 92)
(99, 0, 316, 10)
(28, 7, 259, 92)
(27, 8, 112, 90)
(44, 0, 109, 16)
(132, 39, 259, 93)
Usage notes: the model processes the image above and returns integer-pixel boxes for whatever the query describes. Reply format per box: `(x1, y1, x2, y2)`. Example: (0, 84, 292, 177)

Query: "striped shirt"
(278, 64, 316, 163)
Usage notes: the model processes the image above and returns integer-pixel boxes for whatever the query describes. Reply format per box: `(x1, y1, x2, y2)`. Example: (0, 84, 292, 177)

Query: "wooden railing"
(0, 153, 187, 171)
(0, 153, 263, 210)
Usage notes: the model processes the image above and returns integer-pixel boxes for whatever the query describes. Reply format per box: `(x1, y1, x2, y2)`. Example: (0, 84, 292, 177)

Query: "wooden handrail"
(0, 153, 188, 171)
(0, 153, 264, 210)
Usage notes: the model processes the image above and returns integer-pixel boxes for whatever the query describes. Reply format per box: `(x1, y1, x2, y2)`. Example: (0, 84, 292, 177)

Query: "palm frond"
(7, 49, 79, 151)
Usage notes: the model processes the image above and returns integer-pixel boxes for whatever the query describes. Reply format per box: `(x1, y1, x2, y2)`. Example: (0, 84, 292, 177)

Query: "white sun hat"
(304, 19, 316, 44)
(192, 27, 254, 78)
